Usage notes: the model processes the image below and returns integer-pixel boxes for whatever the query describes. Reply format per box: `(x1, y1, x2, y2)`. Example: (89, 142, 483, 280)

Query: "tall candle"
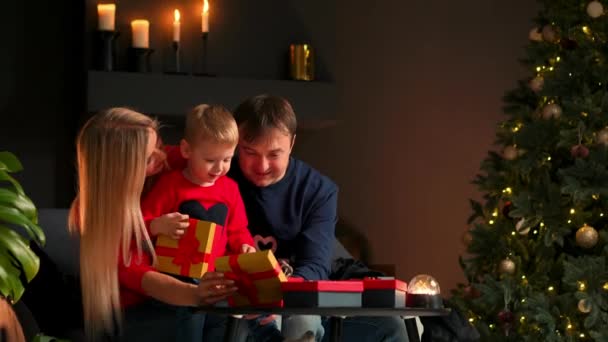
(173, 10, 180, 42)
(97, 4, 116, 31)
(202, 0, 209, 33)
(131, 20, 150, 48)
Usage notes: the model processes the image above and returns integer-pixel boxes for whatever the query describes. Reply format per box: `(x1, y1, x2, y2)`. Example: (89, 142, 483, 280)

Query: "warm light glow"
(408, 274, 441, 295)
(131, 20, 150, 48)
(603, 282, 608, 290)
(601, 213, 605, 217)
(568, 220, 572, 224)
(556, 56, 561, 62)
(580, 333, 586, 338)
(489, 220, 495, 225)
(520, 316, 526, 323)
(492, 209, 498, 217)
(582, 112, 589, 117)
(578, 281, 586, 291)
(511, 231, 516, 236)
(503, 187, 512, 195)
(582, 26, 591, 35)
(489, 324, 495, 329)
(536, 66, 542, 72)
(203, 0, 209, 13)
(522, 275, 526, 279)
(174, 9, 181, 22)
(97, 4, 116, 31)
(533, 230, 538, 234)
(549, 66, 554, 71)
(548, 286, 555, 292)
(468, 317, 475, 323)
(540, 222, 545, 227)
(521, 298, 526, 303)
(567, 323, 573, 330)
(201, 0, 210, 32)
(570, 208, 576, 214)
(547, 156, 552, 161)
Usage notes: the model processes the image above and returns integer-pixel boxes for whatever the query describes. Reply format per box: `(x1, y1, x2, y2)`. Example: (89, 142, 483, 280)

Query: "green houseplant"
(0, 151, 45, 339)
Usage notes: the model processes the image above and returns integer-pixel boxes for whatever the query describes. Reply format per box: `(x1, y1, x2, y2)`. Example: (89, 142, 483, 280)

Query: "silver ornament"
(542, 103, 562, 119)
(503, 145, 518, 161)
(529, 76, 544, 92)
(597, 128, 608, 146)
(542, 25, 558, 43)
(515, 218, 530, 235)
(587, 1, 604, 18)
(578, 298, 592, 313)
(498, 258, 516, 275)
(529, 27, 543, 42)
(576, 225, 599, 249)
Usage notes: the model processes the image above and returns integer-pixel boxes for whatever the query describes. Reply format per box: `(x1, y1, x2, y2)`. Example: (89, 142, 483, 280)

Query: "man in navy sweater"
(224, 94, 409, 341)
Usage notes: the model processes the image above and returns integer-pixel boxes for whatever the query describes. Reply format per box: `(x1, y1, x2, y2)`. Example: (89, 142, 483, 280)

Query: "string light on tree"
(587, 1, 604, 18)
(575, 224, 598, 249)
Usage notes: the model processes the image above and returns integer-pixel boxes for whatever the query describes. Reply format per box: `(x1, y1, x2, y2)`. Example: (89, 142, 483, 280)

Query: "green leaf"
(0, 207, 45, 246)
(0, 170, 24, 195)
(0, 152, 23, 173)
(0, 225, 39, 282)
(0, 188, 37, 224)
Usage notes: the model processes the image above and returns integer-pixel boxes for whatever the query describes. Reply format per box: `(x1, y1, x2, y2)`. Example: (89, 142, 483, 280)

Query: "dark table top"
(198, 306, 450, 317)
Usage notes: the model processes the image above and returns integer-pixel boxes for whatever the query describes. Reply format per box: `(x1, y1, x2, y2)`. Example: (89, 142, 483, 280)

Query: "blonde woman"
(69, 108, 237, 341)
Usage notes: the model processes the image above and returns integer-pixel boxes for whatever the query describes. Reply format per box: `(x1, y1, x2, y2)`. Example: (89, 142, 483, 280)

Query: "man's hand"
(241, 244, 257, 254)
(150, 212, 189, 239)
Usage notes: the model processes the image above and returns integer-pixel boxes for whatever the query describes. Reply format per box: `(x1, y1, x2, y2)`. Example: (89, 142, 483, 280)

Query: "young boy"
(141, 104, 256, 260)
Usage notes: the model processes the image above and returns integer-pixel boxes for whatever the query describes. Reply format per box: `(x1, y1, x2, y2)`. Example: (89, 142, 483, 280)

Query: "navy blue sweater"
(229, 157, 338, 280)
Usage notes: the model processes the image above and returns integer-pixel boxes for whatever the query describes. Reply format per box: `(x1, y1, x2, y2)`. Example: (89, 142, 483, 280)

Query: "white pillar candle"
(202, 0, 209, 33)
(131, 20, 150, 48)
(97, 4, 116, 31)
(173, 10, 180, 42)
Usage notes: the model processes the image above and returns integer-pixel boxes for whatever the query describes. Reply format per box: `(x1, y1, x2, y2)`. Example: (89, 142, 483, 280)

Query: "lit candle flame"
(203, 0, 209, 14)
(174, 9, 180, 22)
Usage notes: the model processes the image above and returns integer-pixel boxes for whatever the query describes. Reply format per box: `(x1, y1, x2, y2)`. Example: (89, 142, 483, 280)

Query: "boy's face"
(180, 138, 236, 186)
(237, 127, 294, 187)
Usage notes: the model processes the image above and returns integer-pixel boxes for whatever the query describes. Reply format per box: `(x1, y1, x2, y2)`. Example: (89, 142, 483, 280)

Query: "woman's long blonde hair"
(68, 108, 157, 338)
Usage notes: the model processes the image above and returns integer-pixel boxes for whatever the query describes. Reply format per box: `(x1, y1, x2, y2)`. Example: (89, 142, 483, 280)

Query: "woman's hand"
(150, 212, 189, 239)
(197, 272, 238, 305)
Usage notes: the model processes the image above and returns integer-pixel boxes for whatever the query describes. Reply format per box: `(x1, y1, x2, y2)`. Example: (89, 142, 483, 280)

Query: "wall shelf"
(87, 70, 336, 128)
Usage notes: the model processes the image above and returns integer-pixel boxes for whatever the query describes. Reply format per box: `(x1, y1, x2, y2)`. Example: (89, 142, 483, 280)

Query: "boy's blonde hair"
(185, 104, 238, 145)
(68, 107, 157, 339)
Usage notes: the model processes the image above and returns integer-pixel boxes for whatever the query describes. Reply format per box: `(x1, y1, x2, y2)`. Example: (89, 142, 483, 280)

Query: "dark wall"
(0, 1, 85, 208)
(295, 0, 540, 291)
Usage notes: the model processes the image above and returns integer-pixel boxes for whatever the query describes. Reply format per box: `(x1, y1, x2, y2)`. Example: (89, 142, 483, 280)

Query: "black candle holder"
(164, 41, 187, 75)
(95, 30, 119, 71)
(195, 32, 215, 76)
(128, 47, 154, 73)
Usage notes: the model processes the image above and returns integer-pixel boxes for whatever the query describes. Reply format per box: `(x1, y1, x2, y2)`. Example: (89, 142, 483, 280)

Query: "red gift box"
(281, 280, 363, 308)
(362, 278, 408, 308)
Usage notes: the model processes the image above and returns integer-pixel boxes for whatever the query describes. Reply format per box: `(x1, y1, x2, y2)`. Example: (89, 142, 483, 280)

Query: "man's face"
(237, 127, 294, 187)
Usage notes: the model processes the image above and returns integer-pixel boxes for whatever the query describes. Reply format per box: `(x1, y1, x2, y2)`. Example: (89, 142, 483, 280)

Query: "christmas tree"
(451, 1, 608, 340)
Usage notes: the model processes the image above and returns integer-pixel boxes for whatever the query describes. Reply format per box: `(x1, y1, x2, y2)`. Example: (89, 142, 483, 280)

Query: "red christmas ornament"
(502, 201, 513, 218)
(464, 285, 481, 299)
(498, 309, 515, 335)
(571, 144, 590, 158)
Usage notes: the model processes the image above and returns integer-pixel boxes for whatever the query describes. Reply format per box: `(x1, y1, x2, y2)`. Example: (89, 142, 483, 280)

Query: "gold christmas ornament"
(462, 230, 473, 247)
(542, 25, 558, 43)
(587, 1, 604, 18)
(576, 224, 599, 249)
(498, 258, 516, 275)
(529, 76, 544, 92)
(503, 145, 519, 161)
(516, 218, 530, 235)
(542, 103, 562, 119)
(597, 127, 608, 146)
(578, 299, 592, 313)
(529, 27, 543, 42)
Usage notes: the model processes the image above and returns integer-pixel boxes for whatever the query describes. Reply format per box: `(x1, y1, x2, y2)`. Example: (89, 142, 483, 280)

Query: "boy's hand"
(150, 212, 189, 239)
(241, 244, 256, 254)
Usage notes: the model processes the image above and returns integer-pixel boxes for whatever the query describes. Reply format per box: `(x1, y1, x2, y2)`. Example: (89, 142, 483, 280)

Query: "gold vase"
(289, 44, 315, 81)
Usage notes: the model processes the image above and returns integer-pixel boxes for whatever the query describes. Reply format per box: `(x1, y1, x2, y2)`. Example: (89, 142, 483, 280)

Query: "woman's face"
(145, 130, 166, 177)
